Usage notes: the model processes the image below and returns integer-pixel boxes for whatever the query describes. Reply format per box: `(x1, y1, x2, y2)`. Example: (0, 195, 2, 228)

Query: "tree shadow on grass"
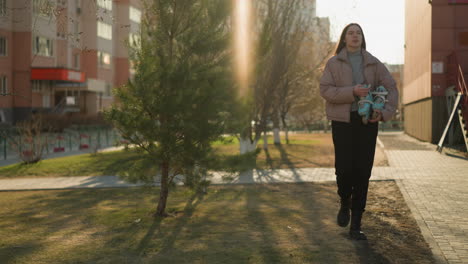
(0, 242, 42, 263)
(276, 144, 325, 168)
(142, 183, 412, 263)
(243, 183, 285, 263)
(133, 214, 163, 256)
(0, 187, 159, 262)
(147, 183, 288, 263)
(263, 148, 275, 169)
(138, 190, 206, 258)
(260, 144, 304, 183)
(142, 190, 220, 262)
(88, 150, 147, 176)
(274, 182, 394, 263)
(276, 144, 295, 169)
(284, 152, 329, 167)
(0, 182, 436, 263)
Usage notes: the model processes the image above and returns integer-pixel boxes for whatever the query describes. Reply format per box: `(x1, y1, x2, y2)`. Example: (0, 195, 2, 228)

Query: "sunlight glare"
(234, 0, 250, 96)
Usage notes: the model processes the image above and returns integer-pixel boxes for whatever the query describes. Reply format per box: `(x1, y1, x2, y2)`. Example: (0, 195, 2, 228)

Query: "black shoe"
(337, 198, 351, 227)
(349, 210, 367, 240)
(349, 229, 367, 240)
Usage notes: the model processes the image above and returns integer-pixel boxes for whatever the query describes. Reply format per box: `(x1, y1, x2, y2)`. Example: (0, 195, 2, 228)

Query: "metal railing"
(0, 127, 124, 161)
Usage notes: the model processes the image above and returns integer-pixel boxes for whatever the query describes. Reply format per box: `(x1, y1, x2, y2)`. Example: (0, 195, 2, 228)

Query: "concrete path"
(0, 132, 467, 263)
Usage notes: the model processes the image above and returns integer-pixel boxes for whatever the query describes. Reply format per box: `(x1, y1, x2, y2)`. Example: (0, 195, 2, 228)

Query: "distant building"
(404, 0, 468, 143)
(384, 63, 404, 122)
(0, 0, 141, 124)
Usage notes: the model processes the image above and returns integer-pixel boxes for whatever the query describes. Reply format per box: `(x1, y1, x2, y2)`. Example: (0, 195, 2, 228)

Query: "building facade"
(0, 0, 141, 124)
(404, 0, 468, 143)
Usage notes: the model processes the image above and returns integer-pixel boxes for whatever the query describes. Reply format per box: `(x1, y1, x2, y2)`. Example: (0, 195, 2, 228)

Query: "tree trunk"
(281, 114, 289, 144)
(240, 137, 257, 154)
(263, 131, 268, 150)
(272, 113, 281, 145)
(323, 120, 329, 133)
(155, 161, 170, 217)
(273, 128, 281, 145)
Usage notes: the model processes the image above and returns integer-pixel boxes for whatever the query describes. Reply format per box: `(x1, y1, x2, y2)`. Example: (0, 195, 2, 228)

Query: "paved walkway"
(0, 132, 467, 263)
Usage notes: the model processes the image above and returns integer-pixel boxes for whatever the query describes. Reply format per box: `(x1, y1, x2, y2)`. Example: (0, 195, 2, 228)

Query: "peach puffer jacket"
(320, 48, 399, 123)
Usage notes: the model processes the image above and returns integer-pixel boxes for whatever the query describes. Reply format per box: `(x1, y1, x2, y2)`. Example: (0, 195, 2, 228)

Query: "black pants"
(331, 111, 378, 212)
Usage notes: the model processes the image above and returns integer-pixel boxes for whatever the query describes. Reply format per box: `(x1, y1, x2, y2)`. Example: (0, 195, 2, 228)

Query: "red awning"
(31, 68, 86, 83)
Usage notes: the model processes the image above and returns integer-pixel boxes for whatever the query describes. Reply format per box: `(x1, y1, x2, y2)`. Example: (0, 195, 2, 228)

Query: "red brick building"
(0, 0, 141, 124)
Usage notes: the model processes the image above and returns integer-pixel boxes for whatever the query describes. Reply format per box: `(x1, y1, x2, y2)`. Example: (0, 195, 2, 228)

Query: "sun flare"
(234, 0, 251, 95)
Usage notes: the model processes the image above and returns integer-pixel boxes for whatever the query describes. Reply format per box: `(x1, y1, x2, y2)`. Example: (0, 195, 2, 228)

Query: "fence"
(1, 121, 405, 161)
(0, 126, 124, 161)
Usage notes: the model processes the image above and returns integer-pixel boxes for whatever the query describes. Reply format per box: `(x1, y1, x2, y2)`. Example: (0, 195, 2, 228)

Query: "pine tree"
(105, 0, 235, 217)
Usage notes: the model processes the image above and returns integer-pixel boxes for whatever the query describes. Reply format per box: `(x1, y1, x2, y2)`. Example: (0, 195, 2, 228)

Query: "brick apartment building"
(0, 0, 141, 124)
(404, 0, 468, 143)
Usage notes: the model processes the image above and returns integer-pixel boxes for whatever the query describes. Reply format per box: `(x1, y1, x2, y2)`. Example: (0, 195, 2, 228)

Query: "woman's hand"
(369, 109, 383, 123)
(353, 84, 370, 97)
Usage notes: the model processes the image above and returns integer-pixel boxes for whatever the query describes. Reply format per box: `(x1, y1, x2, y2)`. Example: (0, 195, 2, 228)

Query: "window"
(97, 0, 112, 11)
(0, 37, 6, 56)
(33, 0, 55, 17)
(0, 0, 6, 16)
(32, 80, 39, 92)
(0, 76, 7, 95)
(32, 80, 53, 93)
(97, 51, 111, 68)
(129, 6, 141, 23)
(97, 21, 112, 40)
(33, 36, 53, 56)
(32, 80, 42, 92)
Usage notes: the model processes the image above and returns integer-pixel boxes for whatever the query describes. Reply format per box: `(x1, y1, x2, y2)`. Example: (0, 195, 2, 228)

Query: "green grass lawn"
(214, 133, 335, 170)
(0, 150, 143, 178)
(0, 182, 435, 264)
(0, 133, 344, 178)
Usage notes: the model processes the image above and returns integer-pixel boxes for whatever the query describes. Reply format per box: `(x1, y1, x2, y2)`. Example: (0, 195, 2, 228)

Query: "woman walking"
(320, 23, 399, 240)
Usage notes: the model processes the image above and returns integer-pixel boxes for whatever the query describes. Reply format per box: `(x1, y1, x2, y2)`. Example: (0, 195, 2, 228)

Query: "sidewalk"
(378, 133, 468, 264)
(0, 132, 467, 263)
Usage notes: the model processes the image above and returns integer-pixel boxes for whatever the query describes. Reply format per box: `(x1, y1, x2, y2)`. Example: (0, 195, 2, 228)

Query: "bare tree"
(279, 17, 335, 137)
(239, 0, 311, 153)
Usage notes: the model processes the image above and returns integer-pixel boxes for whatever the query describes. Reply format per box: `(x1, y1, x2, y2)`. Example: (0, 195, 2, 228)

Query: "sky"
(316, 0, 405, 65)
